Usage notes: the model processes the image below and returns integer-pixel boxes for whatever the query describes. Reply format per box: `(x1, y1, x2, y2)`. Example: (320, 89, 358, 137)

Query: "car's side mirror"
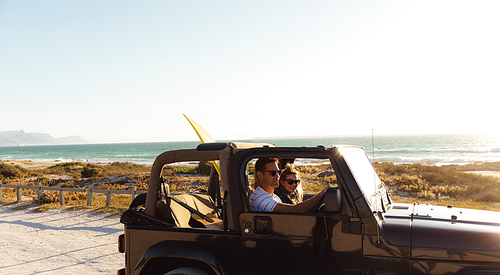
(324, 187, 343, 214)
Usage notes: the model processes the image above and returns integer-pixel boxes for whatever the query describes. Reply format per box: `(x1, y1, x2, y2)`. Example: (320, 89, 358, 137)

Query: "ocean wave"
(375, 147, 500, 154)
(3, 135, 500, 165)
(373, 155, 499, 165)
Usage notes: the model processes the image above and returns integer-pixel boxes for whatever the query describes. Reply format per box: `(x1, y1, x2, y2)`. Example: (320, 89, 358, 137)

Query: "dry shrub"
(95, 183, 128, 190)
(297, 166, 321, 174)
(0, 163, 31, 181)
(323, 175, 338, 186)
(65, 192, 87, 202)
(43, 162, 84, 177)
(198, 161, 213, 175)
(134, 177, 149, 191)
(477, 192, 500, 202)
(375, 162, 500, 204)
(429, 185, 468, 196)
(36, 192, 59, 204)
(31, 190, 87, 204)
(393, 174, 429, 194)
(374, 162, 427, 175)
(417, 190, 436, 200)
(42, 162, 150, 179)
(81, 165, 103, 177)
(102, 162, 150, 176)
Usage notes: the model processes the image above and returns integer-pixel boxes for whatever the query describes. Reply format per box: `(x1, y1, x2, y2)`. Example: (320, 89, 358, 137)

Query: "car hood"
(382, 203, 500, 261)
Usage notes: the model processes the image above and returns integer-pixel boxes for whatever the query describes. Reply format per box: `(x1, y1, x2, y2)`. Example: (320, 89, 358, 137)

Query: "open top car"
(118, 142, 500, 275)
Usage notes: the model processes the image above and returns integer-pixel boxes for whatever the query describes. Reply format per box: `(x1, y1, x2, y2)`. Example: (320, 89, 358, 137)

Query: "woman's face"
(280, 174, 298, 193)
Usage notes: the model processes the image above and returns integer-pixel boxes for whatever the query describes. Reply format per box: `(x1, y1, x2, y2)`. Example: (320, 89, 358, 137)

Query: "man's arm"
(273, 187, 329, 213)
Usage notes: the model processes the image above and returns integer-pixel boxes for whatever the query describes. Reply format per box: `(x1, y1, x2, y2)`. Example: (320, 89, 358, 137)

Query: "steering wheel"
(313, 188, 329, 213)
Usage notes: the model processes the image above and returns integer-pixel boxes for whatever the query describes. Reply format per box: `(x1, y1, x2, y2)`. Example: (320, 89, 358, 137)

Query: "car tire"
(164, 267, 209, 275)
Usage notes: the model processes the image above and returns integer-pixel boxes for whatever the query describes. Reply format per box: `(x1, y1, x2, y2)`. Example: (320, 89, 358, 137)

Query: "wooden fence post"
(0, 183, 144, 206)
(132, 186, 137, 201)
(60, 190, 65, 205)
(17, 187, 21, 201)
(87, 185, 93, 206)
(37, 182, 42, 204)
(106, 191, 111, 206)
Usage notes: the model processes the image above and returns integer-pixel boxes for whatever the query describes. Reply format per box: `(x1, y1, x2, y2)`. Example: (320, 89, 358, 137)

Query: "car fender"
(132, 241, 235, 275)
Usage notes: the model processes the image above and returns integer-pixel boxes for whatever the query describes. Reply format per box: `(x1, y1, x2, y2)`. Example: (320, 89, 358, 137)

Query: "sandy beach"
(465, 171, 500, 178)
(0, 202, 124, 275)
(1, 159, 108, 169)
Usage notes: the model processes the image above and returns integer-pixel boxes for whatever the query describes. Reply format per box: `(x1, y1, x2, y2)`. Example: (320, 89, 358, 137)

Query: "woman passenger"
(274, 164, 303, 205)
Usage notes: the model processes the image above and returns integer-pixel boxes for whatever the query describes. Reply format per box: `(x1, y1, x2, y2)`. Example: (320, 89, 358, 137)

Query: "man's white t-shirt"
(249, 186, 282, 212)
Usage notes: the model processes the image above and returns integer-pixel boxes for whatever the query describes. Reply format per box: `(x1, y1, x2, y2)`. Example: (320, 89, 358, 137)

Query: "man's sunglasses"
(283, 179, 300, 185)
(263, 170, 281, 176)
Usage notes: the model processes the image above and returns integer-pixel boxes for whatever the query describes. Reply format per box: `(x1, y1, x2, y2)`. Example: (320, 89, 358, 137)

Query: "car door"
(239, 211, 362, 275)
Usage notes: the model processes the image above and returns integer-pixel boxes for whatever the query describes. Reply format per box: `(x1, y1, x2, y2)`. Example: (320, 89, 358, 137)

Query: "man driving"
(249, 157, 328, 212)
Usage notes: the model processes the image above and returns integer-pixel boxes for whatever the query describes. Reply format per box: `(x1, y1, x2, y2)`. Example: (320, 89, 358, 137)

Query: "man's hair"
(252, 157, 279, 189)
(254, 157, 279, 173)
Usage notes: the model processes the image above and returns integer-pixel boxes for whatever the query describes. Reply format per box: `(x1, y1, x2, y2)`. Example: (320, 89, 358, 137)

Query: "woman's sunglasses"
(283, 179, 300, 185)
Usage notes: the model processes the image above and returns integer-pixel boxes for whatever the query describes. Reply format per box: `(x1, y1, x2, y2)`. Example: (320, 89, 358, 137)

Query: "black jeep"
(118, 142, 500, 275)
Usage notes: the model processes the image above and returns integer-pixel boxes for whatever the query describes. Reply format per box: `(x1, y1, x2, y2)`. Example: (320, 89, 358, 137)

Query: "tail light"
(118, 234, 125, 253)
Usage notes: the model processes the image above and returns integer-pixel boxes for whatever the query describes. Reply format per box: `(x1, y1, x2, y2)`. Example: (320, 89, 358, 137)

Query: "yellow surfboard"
(183, 114, 221, 175)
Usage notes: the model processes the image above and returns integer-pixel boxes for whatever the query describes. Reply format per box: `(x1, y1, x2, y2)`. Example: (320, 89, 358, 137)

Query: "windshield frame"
(338, 147, 390, 213)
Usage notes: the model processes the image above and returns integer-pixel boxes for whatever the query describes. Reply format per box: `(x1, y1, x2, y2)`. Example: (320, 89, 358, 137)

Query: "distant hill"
(0, 130, 89, 146)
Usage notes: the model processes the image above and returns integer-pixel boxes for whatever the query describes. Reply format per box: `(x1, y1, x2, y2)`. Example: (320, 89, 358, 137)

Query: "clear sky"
(1, 1, 499, 143)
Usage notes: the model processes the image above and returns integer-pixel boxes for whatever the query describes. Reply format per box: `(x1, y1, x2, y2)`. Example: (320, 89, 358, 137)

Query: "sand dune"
(0, 203, 124, 274)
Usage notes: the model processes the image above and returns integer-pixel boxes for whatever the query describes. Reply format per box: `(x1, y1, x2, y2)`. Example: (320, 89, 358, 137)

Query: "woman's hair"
(275, 163, 303, 204)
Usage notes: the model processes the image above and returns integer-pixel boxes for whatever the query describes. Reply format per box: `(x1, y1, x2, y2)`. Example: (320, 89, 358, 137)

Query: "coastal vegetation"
(1, 160, 500, 214)
(373, 162, 500, 210)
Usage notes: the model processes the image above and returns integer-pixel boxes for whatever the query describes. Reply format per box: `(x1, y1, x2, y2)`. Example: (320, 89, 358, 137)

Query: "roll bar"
(144, 142, 274, 218)
(144, 148, 219, 217)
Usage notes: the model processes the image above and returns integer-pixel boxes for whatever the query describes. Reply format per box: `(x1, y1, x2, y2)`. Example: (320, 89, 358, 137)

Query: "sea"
(1, 134, 500, 165)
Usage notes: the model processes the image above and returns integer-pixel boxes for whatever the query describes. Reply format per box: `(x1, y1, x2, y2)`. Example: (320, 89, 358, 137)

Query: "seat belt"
(161, 179, 215, 224)
(169, 195, 215, 223)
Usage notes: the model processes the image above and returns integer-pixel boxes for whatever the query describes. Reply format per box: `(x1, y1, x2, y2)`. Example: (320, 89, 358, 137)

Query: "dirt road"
(0, 203, 123, 274)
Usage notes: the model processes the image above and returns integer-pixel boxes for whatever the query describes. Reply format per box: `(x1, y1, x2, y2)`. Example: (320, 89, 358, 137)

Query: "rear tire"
(164, 267, 209, 275)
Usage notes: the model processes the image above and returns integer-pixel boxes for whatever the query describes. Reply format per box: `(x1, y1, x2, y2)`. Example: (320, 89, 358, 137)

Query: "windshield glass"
(339, 147, 389, 211)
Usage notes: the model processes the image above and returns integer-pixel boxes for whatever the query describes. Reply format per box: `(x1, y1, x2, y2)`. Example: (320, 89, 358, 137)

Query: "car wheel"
(164, 267, 209, 275)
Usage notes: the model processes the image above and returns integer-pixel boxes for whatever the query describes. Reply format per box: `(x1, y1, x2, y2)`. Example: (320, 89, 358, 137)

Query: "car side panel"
(239, 212, 362, 275)
(125, 226, 245, 275)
